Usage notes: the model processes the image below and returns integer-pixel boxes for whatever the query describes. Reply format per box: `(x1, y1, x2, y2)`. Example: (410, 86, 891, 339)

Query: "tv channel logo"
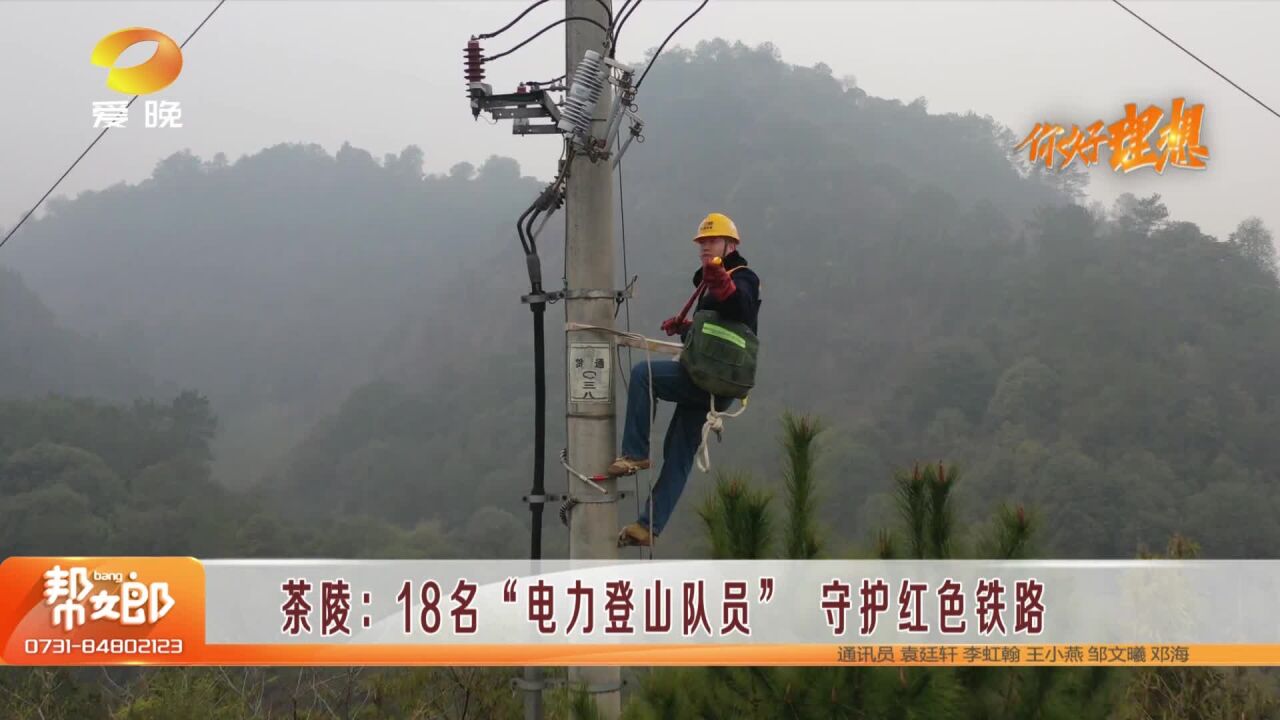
(90, 28, 185, 129)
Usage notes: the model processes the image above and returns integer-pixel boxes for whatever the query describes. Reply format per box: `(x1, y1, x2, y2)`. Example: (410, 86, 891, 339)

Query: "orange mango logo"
(91, 27, 183, 95)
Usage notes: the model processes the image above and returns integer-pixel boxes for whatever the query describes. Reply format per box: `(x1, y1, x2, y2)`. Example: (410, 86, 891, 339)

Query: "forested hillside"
(0, 268, 150, 401)
(4, 143, 543, 487)
(278, 42, 1280, 558)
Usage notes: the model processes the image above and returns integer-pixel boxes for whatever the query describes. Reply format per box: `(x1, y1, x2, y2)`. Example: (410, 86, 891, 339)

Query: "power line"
(616, 132, 633, 343)
(591, 0, 615, 28)
(614, 0, 640, 28)
(525, 74, 566, 87)
(178, 0, 227, 49)
(478, 0, 551, 39)
(484, 16, 613, 63)
(635, 0, 709, 89)
(0, 122, 121, 251)
(609, 0, 644, 56)
(0, 0, 227, 252)
(483, 0, 613, 40)
(1111, 0, 1279, 121)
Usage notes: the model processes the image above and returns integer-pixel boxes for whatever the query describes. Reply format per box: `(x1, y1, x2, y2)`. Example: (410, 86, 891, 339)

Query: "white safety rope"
(695, 395, 749, 474)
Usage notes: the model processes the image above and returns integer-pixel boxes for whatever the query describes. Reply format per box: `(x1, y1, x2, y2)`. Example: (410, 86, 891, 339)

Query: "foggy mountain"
(0, 267, 151, 401)
(4, 139, 542, 484)
(3, 40, 1278, 558)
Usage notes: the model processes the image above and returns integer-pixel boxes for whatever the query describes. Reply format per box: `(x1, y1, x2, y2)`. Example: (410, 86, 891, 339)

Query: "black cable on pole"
(526, 74, 566, 88)
(516, 201, 535, 256)
(529, 292, 547, 560)
(593, 0, 615, 26)
(635, 0, 709, 89)
(614, 0, 640, 31)
(479, 0, 551, 39)
(1, 0, 227, 252)
(485, 16, 613, 63)
(1111, 0, 1280, 121)
(614, 0, 644, 42)
(609, 0, 644, 56)
(524, 202, 545, 256)
(522, 140, 572, 563)
(520, 197, 547, 562)
(482, 0, 612, 38)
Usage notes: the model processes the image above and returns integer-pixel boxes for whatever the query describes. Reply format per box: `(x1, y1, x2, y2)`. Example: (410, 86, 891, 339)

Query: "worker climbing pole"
(609, 212, 762, 548)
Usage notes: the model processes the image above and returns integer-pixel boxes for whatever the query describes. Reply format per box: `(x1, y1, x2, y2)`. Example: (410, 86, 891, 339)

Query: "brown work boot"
(617, 523, 656, 548)
(606, 456, 651, 477)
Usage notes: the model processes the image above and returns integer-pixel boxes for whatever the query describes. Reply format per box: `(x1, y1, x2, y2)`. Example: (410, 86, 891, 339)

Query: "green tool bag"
(680, 309, 759, 399)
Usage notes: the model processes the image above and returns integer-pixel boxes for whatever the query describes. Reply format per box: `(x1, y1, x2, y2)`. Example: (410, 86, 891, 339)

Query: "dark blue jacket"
(690, 250, 761, 334)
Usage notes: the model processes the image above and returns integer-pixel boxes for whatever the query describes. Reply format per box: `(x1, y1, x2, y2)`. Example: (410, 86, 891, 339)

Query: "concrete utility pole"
(563, 0, 621, 717)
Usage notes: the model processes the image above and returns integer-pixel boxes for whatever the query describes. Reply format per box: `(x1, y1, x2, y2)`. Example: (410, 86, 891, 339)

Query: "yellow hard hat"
(693, 212, 740, 244)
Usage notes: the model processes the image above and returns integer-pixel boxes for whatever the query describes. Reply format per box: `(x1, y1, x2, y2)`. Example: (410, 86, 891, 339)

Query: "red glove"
(661, 316, 692, 336)
(702, 258, 736, 302)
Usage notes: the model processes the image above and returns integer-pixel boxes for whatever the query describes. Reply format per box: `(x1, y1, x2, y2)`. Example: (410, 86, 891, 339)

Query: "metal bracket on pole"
(568, 492, 627, 504)
(521, 290, 561, 305)
(524, 491, 628, 506)
(601, 60, 635, 148)
(522, 286, 633, 306)
(610, 116, 643, 169)
(563, 288, 628, 301)
(469, 86, 564, 135)
(614, 276, 638, 318)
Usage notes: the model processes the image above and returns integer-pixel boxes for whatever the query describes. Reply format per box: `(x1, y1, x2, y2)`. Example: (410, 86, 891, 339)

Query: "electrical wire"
(614, 0, 640, 31)
(532, 148, 574, 256)
(525, 74, 566, 88)
(635, 0, 709, 89)
(484, 16, 613, 63)
(1, 0, 227, 251)
(520, 139, 571, 563)
(529, 286, 548, 560)
(609, 0, 644, 56)
(591, 0, 615, 28)
(478, 0, 551, 39)
(610, 122, 662, 559)
(1111, 0, 1279, 121)
(525, 191, 552, 255)
(560, 145, 572, 290)
(612, 0, 635, 28)
(516, 201, 535, 257)
(616, 130, 634, 364)
(518, 142, 571, 257)
(614, 127, 641, 548)
(481, 0, 613, 40)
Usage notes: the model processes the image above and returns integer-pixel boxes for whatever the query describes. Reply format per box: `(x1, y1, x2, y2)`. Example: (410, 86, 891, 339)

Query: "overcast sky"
(1, 1, 1276, 247)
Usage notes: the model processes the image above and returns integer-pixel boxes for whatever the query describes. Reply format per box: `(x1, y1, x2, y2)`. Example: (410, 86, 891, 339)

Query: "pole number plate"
(569, 343, 611, 403)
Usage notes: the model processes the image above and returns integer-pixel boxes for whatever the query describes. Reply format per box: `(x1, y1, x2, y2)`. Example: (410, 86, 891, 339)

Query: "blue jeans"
(621, 360, 732, 535)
